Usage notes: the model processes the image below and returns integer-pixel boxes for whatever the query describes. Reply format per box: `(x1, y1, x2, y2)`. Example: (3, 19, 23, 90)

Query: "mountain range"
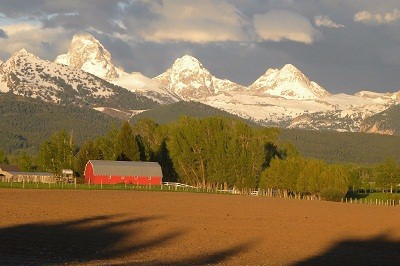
(1, 33, 400, 135)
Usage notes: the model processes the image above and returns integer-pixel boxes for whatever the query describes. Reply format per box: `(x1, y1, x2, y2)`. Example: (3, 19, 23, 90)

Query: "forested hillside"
(130, 101, 257, 125)
(360, 104, 400, 135)
(0, 93, 120, 152)
(280, 129, 400, 164)
(2, 92, 400, 166)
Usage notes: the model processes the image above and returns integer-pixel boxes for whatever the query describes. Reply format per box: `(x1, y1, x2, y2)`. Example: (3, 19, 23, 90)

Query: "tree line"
(2, 116, 399, 201)
(280, 128, 400, 164)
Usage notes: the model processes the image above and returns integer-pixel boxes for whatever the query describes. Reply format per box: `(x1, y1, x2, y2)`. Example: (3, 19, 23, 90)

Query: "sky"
(0, 0, 399, 94)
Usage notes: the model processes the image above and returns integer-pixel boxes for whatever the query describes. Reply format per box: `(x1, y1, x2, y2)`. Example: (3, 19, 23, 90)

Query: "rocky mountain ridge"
(55, 33, 122, 79)
(1, 33, 399, 134)
(249, 64, 331, 100)
(154, 55, 245, 100)
(0, 47, 158, 111)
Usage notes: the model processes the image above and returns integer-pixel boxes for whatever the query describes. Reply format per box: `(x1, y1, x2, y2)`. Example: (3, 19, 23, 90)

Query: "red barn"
(84, 160, 163, 185)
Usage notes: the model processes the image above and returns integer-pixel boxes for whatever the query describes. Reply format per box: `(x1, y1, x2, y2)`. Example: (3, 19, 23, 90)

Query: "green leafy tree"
(133, 118, 161, 161)
(319, 164, 349, 201)
(376, 158, 400, 193)
(15, 151, 37, 172)
(346, 164, 363, 193)
(37, 130, 76, 174)
(167, 116, 206, 186)
(166, 116, 278, 189)
(0, 149, 9, 164)
(261, 156, 349, 200)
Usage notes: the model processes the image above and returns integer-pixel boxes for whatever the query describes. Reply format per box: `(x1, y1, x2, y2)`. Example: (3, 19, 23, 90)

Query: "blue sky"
(0, 0, 399, 94)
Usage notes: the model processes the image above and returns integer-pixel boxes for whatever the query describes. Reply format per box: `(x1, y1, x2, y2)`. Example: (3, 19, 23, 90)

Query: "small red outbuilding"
(84, 160, 163, 185)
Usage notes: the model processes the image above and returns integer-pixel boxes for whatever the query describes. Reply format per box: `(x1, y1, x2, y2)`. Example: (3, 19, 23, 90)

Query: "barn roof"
(0, 164, 20, 172)
(89, 160, 163, 177)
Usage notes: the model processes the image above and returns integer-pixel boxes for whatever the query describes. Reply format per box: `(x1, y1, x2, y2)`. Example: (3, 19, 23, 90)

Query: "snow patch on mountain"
(108, 72, 180, 103)
(354, 90, 399, 101)
(202, 90, 396, 131)
(0, 80, 8, 93)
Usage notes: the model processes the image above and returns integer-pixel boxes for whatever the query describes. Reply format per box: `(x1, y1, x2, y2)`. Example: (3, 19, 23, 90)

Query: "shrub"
(321, 188, 345, 202)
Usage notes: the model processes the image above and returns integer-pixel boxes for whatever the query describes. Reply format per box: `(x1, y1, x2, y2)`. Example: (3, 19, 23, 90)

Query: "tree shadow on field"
(0, 214, 254, 265)
(292, 232, 400, 266)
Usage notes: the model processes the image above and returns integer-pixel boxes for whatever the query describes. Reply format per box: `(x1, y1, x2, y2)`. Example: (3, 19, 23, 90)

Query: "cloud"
(253, 9, 320, 44)
(0, 23, 70, 60)
(135, 0, 251, 43)
(314, 15, 345, 28)
(0, 29, 8, 38)
(354, 9, 400, 25)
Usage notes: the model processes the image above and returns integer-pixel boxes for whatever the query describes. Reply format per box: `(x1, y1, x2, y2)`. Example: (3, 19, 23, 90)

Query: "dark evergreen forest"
(280, 129, 400, 164)
(0, 94, 120, 153)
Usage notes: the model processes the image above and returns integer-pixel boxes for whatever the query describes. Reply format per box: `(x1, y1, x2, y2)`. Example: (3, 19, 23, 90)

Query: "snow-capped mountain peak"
(172, 55, 204, 72)
(280, 63, 301, 74)
(53, 34, 181, 104)
(153, 54, 245, 99)
(11, 49, 38, 59)
(2, 38, 400, 135)
(249, 64, 330, 100)
(55, 33, 121, 79)
(154, 55, 214, 99)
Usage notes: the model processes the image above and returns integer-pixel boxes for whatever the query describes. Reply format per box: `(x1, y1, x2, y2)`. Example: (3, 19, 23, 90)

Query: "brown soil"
(1, 189, 400, 265)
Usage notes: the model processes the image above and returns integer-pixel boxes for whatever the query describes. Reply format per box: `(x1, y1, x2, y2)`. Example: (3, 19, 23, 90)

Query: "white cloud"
(314, 15, 345, 28)
(354, 9, 400, 25)
(138, 0, 250, 43)
(0, 23, 70, 60)
(253, 9, 320, 44)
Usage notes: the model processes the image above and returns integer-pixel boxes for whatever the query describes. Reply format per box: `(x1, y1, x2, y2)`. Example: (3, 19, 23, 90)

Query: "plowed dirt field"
(1, 189, 400, 265)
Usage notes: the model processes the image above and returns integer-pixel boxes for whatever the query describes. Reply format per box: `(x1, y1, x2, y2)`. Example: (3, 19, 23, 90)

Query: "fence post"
(74, 178, 77, 189)
(101, 181, 103, 190)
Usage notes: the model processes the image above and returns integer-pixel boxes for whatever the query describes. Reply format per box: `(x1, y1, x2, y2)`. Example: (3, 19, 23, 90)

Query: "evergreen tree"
(115, 121, 140, 161)
(74, 140, 101, 177)
(98, 123, 119, 160)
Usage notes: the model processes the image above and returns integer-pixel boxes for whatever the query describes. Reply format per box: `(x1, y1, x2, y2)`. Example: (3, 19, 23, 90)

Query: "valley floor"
(1, 189, 400, 265)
